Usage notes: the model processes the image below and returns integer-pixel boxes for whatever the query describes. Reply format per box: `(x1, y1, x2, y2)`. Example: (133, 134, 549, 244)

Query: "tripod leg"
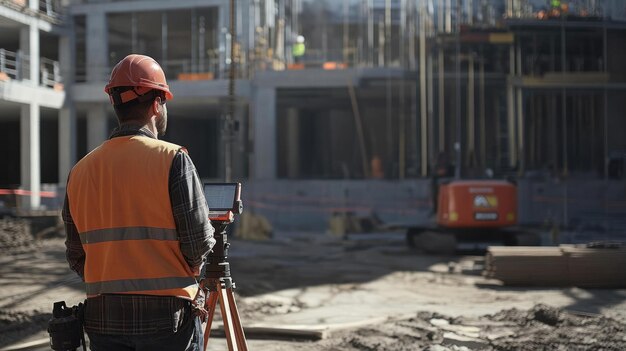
(217, 284, 237, 351)
(204, 291, 219, 351)
(225, 287, 249, 351)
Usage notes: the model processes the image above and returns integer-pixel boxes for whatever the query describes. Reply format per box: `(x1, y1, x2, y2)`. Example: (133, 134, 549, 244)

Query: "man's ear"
(152, 98, 161, 114)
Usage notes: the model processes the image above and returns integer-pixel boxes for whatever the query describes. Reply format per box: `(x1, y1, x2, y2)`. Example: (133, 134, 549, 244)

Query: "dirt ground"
(1, 218, 625, 351)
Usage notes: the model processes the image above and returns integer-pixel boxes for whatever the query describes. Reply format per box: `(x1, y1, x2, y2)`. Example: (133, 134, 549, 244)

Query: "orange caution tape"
(246, 199, 422, 215)
(0, 189, 57, 198)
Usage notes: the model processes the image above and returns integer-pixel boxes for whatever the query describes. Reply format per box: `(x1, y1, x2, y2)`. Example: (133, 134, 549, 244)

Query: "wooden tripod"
(200, 221, 248, 351)
(202, 277, 248, 351)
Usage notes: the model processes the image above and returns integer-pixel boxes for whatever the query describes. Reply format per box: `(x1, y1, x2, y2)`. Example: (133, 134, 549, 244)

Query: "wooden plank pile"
(484, 245, 626, 288)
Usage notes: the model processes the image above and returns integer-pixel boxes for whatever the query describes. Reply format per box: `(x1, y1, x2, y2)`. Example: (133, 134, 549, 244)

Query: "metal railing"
(0, 48, 23, 80)
(40, 57, 61, 88)
(38, 0, 63, 19)
(0, 48, 62, 88)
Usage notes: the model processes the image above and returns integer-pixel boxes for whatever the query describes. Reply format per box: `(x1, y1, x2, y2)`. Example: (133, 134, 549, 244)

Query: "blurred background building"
(1, 0, 626, 235)
(0, 0, 67, 209)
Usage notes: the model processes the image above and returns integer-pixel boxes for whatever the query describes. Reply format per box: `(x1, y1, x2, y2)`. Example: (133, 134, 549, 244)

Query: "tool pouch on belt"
(48, 301, 87, 351)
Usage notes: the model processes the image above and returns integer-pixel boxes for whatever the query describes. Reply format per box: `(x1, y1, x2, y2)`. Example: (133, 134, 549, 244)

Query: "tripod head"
(201, 183, 243, 288)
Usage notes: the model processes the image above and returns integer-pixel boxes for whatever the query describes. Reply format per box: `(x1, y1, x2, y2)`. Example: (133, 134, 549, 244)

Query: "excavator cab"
(437, 180, 517, 229)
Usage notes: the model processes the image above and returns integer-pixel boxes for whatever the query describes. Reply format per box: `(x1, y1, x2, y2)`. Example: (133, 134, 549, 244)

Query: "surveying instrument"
(201, 182, 248, 351)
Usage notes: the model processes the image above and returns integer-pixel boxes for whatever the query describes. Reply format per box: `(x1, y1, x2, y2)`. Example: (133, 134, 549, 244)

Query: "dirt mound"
(316, 312, 447, 351)
(0, 309, 51, 348)
(0, 218, 40, 253)
(316, 305, 626, 351)
(482, 304, 626, 351)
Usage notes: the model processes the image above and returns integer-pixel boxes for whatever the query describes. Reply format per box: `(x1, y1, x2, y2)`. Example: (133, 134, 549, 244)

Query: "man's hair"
(114, 99, 154, 123)
(111, 86, 163, 123)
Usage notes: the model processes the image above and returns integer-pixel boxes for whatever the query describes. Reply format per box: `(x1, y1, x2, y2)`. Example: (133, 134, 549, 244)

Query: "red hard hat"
(104, 54, 173, 105)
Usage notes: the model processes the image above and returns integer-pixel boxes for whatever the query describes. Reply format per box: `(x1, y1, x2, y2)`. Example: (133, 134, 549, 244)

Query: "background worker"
(292, 35, 306, 63)
(63, 54, 215, 351)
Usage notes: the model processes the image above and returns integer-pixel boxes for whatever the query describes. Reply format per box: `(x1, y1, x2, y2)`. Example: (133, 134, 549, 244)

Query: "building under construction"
(1, 0, 625, 233)
(0, 0, 67, 210)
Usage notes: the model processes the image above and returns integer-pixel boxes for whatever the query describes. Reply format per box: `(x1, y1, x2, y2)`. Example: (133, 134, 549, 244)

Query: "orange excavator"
(406, 179, 540, 254)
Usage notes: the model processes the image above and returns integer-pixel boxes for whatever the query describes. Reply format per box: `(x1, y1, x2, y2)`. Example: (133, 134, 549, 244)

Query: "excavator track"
(406, 229, 457, 255)
(406, 227, 541, 255)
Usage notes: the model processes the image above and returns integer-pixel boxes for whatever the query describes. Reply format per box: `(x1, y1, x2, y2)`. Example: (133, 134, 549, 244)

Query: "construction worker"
(63, 54, 215, 350)
(292, 35, 306, 63)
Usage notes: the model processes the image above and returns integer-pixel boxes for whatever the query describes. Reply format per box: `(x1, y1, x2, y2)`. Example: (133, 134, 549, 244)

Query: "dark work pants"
(87, 315, 203, 351)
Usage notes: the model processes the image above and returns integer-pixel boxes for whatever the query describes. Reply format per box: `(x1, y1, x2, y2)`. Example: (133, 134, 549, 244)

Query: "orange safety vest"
(67, 135, 198, 300)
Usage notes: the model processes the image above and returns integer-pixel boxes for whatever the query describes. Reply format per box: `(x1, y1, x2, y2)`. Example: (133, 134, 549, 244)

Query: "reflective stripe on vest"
(85, 277, 197, 295)
(80, 227, 178, 244)
(67, 135, 197, 300)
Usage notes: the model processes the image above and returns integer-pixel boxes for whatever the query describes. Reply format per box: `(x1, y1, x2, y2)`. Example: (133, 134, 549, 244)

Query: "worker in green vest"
(292, 35, 306, 63)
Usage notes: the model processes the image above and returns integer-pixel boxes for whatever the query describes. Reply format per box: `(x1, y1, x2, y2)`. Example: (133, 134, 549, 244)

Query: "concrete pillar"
(87, 105, 108, 151)
(19, 19, 41, 209)
(241, 0, 252, 73)
(507, 44, 517, 168)
(20, 104, 41, 209)
(59, 107, 76, 182)
(86, 11, 108, 82)
(59, 27, 76, 183)
(218, 4, 229, 78)
(286, 108, 299, 178)
(20, 25, 39, 84)
(253, 87, 276, 179)
(516, 88, 524, 173)
(516, 41, 524, 174)
(419, 6, 427, 177)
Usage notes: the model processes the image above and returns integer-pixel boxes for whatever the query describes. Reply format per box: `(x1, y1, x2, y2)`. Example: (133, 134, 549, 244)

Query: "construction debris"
(310, 305, 626, 351)
(484, 244, 626, 287)
(0, 218, 39, 254)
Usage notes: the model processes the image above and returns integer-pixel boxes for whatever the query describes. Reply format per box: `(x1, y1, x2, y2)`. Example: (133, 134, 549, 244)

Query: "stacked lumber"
(484, 247, 568, 286)
(484, 245, 626, 288)
(564, 246, 626, 288)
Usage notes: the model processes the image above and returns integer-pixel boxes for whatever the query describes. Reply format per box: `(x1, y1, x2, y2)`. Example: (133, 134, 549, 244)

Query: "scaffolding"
(262, 0, 626, 180)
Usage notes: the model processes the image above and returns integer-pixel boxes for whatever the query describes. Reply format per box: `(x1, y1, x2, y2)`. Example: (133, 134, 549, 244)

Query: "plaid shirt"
(63, 124, 215, 335)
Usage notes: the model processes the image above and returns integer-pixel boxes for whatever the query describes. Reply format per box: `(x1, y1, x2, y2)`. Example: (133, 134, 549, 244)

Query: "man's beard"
(156, 106, 168, 137)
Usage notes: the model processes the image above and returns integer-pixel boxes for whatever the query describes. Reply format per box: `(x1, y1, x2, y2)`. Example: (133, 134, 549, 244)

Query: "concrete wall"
(242, 179, 432, 231)
(241, 178, 626, 232)
(518, 178, 626, 229)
